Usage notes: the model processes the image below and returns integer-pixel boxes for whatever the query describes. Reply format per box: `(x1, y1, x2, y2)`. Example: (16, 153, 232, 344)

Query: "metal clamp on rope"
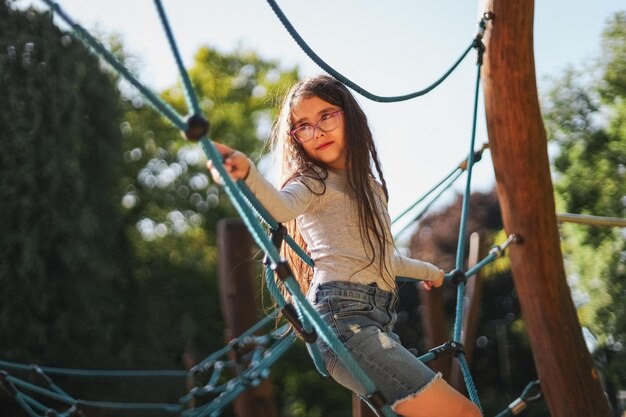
(428, 341, 465, 359)
(263, 224, 287, 266)
(281, 303, 317, 343)
(489, 234, 521, 258)
(474, 12, 494, 43)
(448, 269, 467, 285)
(184, 114, 210, 141)
(32, 365, 54, 385)
(190, 362, 211, 383)
(66, 402, 84, 417)
(506, 380, 541, 415)
(366, 390, 388, 410)
(271, 260, 294, 282)
(459, 143, 489, 171)
(472, 12, 493, 63)
(0, 371, 17, 396)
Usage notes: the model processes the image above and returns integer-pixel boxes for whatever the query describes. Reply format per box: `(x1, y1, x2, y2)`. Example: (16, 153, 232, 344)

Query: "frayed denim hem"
(391, 372, 443, 411)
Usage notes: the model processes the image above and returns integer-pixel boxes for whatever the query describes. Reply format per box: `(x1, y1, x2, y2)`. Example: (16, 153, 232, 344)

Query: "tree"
(0, 1, 128, 367)
(482, 1, 611, 415)
(0, 3, 133, 414)
(543, 11, 626, 392)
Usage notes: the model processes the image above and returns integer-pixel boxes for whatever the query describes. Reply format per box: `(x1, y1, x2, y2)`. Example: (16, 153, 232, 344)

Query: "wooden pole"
(418, 286, 451, 378)
(556, 213, 626, 228)
(217, 218, 278, 417)
(481, 1, 611, 415)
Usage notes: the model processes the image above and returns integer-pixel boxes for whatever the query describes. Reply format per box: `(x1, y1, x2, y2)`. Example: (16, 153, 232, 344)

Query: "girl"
(208, 75, 481, 417)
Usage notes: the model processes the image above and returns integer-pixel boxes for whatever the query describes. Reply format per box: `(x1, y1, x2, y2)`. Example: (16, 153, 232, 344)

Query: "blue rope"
(152, 0, 201, 115)
(193, 313, 278, 371)
(7, 376, 74, 405)
(0, 360, 187, 378)
(42, 0, 187, 131)
(184, 334, 296, 417)
(7, 374, 183, 413)
(451, 51, 484, 410)
(30, 4, 506, 415)
(19, 393, 50, 416)
(14, 393, 41, 417)
(391, 166, 463, 226)
(458, 354, 481, 411)
(265, 0, 474, 103)
(264, 267, 286, 309)
(453, 67, 482, 275)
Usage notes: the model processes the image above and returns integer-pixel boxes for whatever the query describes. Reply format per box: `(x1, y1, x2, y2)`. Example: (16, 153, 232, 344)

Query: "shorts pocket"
(329, 296, 375, 318)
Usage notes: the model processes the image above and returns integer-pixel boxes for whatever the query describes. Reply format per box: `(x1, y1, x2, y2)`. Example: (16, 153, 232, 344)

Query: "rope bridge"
(1, 1, 545, 416)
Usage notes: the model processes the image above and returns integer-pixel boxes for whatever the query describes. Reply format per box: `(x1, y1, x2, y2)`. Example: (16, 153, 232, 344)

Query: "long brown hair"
(267, 75, 392, 298)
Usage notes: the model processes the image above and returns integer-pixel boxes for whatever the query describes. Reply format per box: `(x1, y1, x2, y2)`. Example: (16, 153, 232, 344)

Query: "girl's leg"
(393, 377, 482, 417)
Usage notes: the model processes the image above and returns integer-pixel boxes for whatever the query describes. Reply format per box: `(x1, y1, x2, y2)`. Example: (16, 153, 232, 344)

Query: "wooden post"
(450, 232, 486, 393)
(481, 1, 611, 415)
(418, 286, 451, 378)
(217, 218, 278, 417)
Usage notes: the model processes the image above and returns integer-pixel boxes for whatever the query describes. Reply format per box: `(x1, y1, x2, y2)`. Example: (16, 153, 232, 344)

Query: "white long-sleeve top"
(245, 163, 441, 293)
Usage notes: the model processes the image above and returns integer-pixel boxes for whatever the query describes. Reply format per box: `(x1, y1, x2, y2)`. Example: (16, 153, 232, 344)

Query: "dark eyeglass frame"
(289, 110, 344, 143)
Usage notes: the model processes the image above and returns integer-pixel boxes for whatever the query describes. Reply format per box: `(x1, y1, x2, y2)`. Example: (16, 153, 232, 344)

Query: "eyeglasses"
(290, 110, 344, 143)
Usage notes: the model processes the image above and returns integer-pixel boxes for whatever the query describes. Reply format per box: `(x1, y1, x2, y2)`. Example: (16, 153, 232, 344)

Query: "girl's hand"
(207, 142, 250, 184)
(421, 269, 445, 291)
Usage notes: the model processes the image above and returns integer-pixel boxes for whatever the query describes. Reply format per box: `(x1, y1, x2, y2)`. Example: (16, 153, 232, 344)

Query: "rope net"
(0, 2, 542, 417)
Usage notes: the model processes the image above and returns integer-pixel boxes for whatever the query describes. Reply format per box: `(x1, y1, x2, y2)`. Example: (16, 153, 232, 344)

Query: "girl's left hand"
(421, 269, 445, 291)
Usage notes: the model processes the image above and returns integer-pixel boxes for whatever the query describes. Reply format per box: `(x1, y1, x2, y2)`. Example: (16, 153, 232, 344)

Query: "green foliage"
(113, 43, 299, 369)
(0, 1, 127, 367)
(543, 11, 626, 388)
(0, 2, 337, 415)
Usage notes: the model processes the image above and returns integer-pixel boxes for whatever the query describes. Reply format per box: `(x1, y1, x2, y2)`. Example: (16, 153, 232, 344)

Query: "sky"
(19, 0, 624, 236)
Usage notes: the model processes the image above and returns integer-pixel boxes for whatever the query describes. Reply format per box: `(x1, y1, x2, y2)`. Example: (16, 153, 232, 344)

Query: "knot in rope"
(184, 114, 210, 141)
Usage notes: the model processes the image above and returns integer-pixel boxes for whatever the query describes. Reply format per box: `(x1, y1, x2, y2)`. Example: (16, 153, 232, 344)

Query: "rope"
(449, 30, 488, 409)
(152, 0, 201, 115)
(184, 334, 296, 417)
(0, 360, 187, 378)
(42, 0, 187, 131)
(495, 380, 542, 416)
(265, 0, 474, 102)
(24, 3, 514, 416)
(238, 182, 314, 267)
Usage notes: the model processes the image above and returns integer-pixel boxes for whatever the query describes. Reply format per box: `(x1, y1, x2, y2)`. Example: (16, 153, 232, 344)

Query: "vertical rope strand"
(452, 56, 484, 410)
(152, 0, 201, 115)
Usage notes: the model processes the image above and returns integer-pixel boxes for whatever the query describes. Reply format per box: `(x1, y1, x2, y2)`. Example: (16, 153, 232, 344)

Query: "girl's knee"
(393, 377, 482, 417)
(466, 403, 482, 417)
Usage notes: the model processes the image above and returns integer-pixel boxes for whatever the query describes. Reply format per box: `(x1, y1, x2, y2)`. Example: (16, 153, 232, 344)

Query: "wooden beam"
(218, 218, 278, 417)
(481, 1, 611, 415)
(557, 213, 626, 228)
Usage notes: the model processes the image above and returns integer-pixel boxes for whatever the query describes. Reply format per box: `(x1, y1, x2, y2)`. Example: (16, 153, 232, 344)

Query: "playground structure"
(1, 1, 620, 416)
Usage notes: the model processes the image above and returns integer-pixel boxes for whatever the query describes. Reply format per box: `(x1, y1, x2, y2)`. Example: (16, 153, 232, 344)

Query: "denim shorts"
(307, 281, 439, 409)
